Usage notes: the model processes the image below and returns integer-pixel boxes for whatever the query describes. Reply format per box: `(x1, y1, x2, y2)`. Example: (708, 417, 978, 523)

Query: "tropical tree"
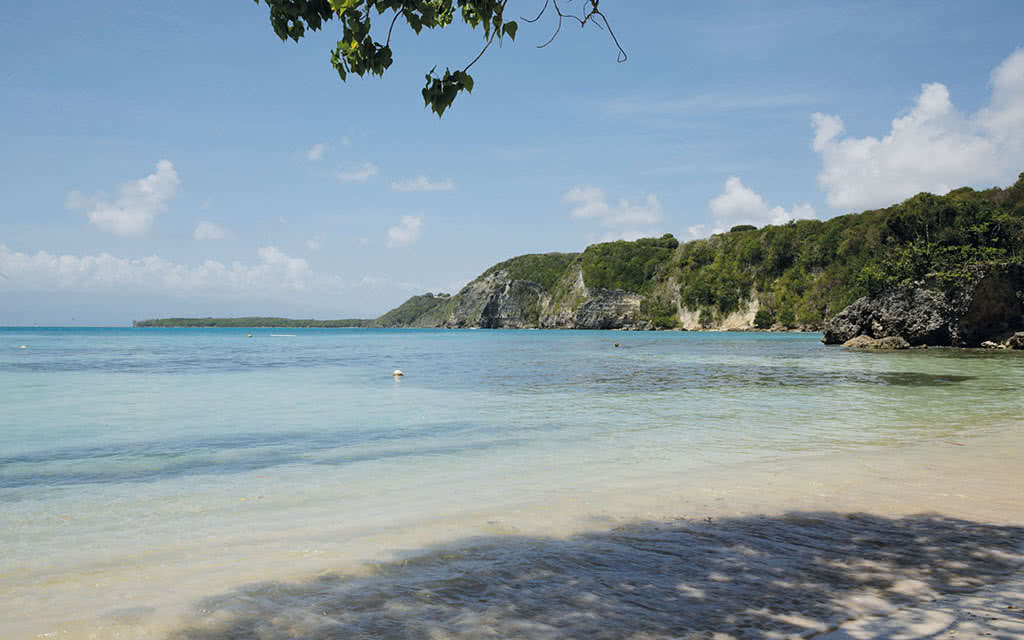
(254, 0, 624, 116)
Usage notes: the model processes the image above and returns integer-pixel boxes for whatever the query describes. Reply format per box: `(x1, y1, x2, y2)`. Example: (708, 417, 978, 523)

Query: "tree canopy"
(254, 0, 624, 116)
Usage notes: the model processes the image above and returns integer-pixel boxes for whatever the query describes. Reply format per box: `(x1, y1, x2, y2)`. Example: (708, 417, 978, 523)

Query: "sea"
(1, 327, 1022, 639)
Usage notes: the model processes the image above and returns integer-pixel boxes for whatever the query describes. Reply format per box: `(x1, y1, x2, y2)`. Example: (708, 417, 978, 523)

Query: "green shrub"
(753, 309, 775, 329)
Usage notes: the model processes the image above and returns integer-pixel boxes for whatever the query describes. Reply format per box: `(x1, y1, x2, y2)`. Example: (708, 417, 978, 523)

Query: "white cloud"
(592, 230, 661, 243)
(307, 143, 326, 161)
(193, 221, 228, 241)
(390, 176, 455, 192)
(0, 244, 328, 297)
(708, 176, 816, 230)
(66, 160, 180, 236)
(338, 162, 378, 183)
(386, 215, 423, 248)
(684, 224, 708, 240)
(564, 186, 664, 226)
(812, 48, 1024, 210)
(306, 232, 326, 251)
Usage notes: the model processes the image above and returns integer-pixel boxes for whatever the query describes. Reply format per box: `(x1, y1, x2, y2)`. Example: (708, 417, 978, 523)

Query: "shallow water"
(1, 328, 1022, 638)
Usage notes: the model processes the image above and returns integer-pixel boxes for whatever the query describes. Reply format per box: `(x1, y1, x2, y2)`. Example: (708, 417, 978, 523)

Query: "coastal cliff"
(822, 264, 1024, 347)
(138, 174, 1024, 338)
(378, 173, 1024, 334)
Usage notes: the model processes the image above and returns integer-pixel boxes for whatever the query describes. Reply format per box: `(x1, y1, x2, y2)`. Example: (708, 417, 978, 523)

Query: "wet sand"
(7, 427, 1022, 639)
(148, 427, 1024, 640)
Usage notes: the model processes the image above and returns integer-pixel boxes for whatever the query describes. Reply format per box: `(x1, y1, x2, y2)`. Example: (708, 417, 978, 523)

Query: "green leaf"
(503, 20, 517, 40)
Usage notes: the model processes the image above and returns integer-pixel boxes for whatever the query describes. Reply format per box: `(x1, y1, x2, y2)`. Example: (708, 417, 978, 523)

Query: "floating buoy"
(247, 334, 253, 338)
(19, 345, 27, 349)
(614, 343, 620, 348)
(392, 369, 404, 377)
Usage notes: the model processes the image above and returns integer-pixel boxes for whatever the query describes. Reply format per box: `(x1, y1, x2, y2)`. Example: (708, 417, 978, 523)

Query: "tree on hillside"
(254, 0, 625, 116)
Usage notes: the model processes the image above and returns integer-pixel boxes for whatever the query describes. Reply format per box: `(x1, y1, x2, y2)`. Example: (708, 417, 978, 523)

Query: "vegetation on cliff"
(375, 293, 454, 328)
(482, 253, 579, 291)
(383, 172, 1024, 330)
(581, 234, 678, 294)
(136, 173, 1024, 331)
(675, 173, 1024, 328)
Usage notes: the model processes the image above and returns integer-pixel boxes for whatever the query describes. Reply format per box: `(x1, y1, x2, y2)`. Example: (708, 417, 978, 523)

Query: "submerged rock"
(842, 335, 911, 350)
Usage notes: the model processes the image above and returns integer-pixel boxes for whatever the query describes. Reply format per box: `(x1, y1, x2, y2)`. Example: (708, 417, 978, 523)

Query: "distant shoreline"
(130, 318, 821, 333)
(131, 317, 376, 328)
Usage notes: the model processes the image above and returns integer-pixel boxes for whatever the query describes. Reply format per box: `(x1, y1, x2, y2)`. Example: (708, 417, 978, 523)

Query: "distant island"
(133, 317, 375, 328)
(137, 173, 1024, 346)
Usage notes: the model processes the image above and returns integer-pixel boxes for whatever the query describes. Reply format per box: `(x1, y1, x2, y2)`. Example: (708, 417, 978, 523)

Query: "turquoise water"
(1, 328, 1022, 637)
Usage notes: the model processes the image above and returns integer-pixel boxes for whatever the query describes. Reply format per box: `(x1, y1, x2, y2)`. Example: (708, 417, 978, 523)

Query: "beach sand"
(143, 427, 1024, 640)
(7, 426, 1021, 639)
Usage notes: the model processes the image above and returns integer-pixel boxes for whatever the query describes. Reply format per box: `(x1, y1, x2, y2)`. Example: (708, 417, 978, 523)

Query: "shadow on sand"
(169, 512, 1023, 639)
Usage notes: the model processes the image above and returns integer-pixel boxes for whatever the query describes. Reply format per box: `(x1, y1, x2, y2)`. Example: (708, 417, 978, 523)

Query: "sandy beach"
(143, 427, 1024, 640)
(6, 425, 1023, 640)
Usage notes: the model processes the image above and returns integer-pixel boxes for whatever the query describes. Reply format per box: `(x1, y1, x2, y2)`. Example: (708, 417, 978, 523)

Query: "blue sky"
(2, 1, 1023, 325)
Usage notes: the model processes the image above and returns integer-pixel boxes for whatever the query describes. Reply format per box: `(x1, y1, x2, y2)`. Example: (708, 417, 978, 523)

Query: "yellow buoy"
(392, 369, 404, 377)
(248, 334, 253, 338)
(19, 345, 28, 349)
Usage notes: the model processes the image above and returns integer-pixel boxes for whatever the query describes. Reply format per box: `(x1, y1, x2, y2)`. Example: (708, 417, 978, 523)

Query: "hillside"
(375, 293, 454, 328)
(381, 173, 1024, 331)
(134, 174, 1024, 333)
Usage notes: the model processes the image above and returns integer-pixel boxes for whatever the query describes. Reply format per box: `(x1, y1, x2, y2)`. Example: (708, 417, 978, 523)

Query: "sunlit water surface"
(1, 328, 1022, 638)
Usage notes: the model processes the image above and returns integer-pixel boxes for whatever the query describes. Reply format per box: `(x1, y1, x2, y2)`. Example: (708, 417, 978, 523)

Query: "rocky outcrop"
(442, 270, 543, 329)
(842, 335, 910, 350)
(822, 288, 951, 345)
(981, 331, 1024, 349)
(416, 263, 657, 330)
(573, 288, 645, 329)
(478, 280, 545, 329)
(823, 264, 1024, 347)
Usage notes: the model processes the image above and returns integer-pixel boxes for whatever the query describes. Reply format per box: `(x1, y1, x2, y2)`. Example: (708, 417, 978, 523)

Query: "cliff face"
(822, 264, 1024, 346)
(434, 262, 653, 330)
(375, 173, 1024, 332)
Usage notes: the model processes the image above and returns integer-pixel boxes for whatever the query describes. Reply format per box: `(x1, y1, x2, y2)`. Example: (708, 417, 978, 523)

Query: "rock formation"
(841, 335, 911, 350)
(438, 262, 652, 330)
(823, 264, 1024, 347)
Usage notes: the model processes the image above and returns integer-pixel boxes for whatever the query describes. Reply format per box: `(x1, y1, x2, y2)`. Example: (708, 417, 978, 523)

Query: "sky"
(2, 1, 1023, 325)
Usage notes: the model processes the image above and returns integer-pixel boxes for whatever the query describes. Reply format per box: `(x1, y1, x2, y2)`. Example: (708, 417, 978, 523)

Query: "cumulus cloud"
(306, 232, 326, 251)
(683, 224, 709, 241)
(812, 48, 1024, 210)
(66, 160, 180, 236)
(307, 143, 326, 161)
(592, 230, 662, 243)
(386, 215, 423, 248)
(0, 244, 326, 296)
(193, 221, 228, 241)
(564, 187, 664, 226)
(709, 176, 816, 230)
(338, 162, 378, 182)
(390, 176, 455, 192)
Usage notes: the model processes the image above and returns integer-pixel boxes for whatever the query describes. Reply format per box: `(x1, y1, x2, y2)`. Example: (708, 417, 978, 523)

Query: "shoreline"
(12, 426, 1023, 639)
